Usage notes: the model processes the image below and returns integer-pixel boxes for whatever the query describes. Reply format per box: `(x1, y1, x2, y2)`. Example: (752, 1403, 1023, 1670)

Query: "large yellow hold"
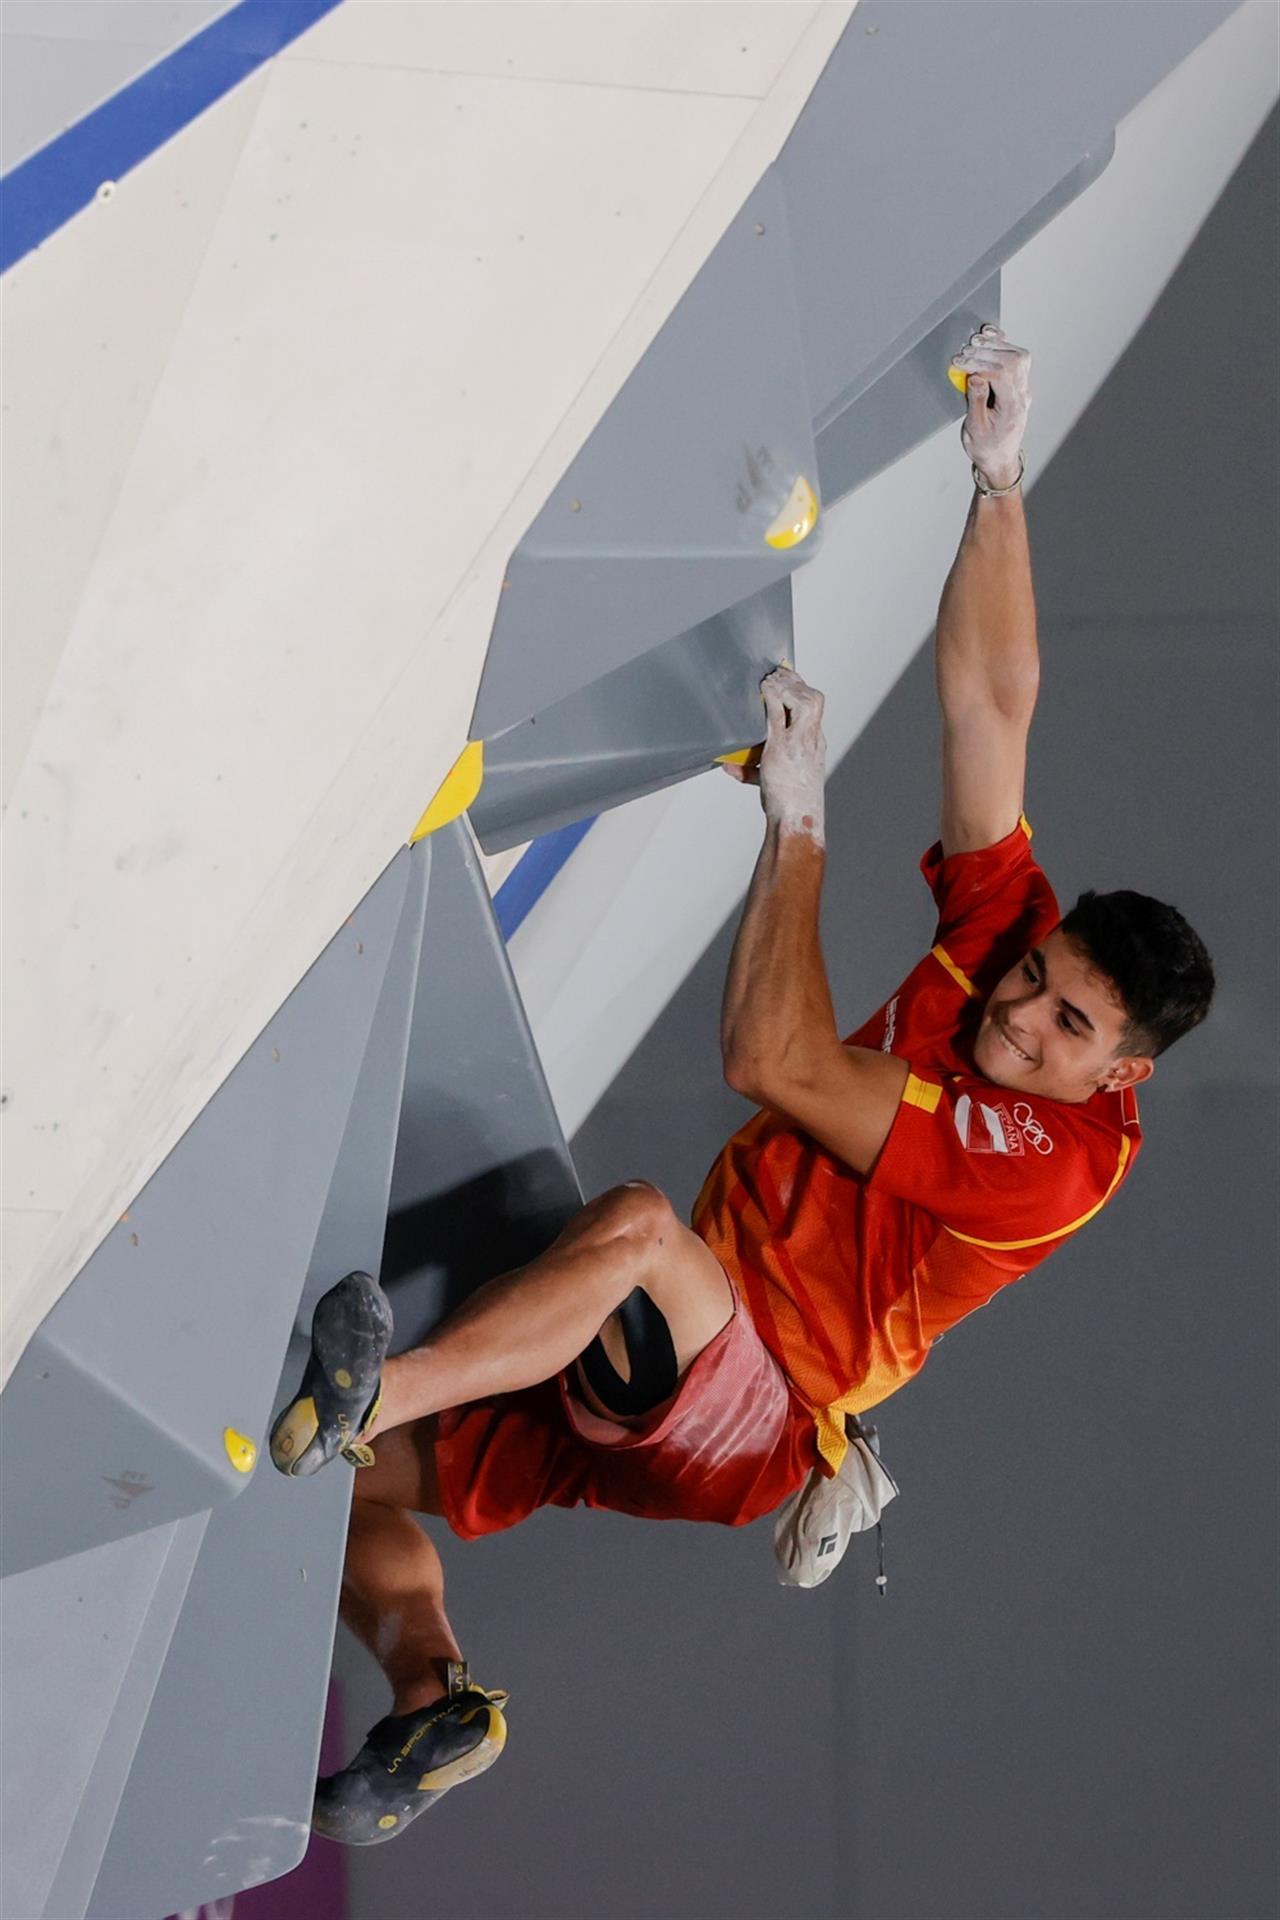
(411, 740, 485, 843)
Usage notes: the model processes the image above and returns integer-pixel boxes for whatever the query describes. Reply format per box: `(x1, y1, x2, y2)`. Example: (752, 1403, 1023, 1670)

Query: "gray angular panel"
(86, 1406, 351, 1918)
(296, 839, 432, 1332)
(0, 854, 410, 1579)
(471, 169, 820, 738)
(816, 275, 1001, 509)
(780, 0, 1226, 426)
(385, 819, 582, 1350)
(470, 577, 793, 854)
(0, 1517, 206, 1920)
(88, 846, 431, 1916)
(813, 142, 1114, 438)
(40, 1517, 208, 1920)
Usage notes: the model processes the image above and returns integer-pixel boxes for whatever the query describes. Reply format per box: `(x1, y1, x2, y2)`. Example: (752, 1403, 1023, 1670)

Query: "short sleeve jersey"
(690, 819, 1143, 1472)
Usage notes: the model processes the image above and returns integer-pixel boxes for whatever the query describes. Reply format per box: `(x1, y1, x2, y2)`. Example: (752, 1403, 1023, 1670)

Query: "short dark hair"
(1058, 890, 1215, 1057)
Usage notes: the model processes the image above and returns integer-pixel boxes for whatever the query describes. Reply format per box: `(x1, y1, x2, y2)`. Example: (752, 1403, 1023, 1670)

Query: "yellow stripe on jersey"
(1019, 813, 1033, 839)
(903, 1073, 943, 1114)
(946, 1134, 1132, 1252)
(813, 1406, 848, 1475)
(931, 944, 980, 999)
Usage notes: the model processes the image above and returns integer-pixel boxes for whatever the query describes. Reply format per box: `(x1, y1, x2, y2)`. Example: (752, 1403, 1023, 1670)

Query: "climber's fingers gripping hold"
(721, 751, 761, 786)
(953, 325, 1031, 487)
(753, 665, 827, 845)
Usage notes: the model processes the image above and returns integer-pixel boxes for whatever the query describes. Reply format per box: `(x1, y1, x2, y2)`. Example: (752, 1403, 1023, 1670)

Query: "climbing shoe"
(312, 1663, 509, 1845)
(270, 1270, 393, 1477)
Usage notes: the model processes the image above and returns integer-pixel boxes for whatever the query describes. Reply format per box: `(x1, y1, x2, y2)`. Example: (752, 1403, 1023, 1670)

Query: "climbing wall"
(0, 3, 1254, 1914)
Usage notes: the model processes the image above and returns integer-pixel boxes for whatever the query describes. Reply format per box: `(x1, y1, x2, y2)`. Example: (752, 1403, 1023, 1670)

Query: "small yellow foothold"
(948, 364, 969, 395)
(410, 740, 485, 843)
(764, 474, 820, 551)
(223, 1428, 257, 1475)
(715, 747, 757, 766)
(378, 1815, 398, 1830)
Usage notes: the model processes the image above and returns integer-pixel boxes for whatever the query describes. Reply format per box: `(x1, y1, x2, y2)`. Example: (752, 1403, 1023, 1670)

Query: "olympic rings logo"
(1013, 1101, 1054, 1154)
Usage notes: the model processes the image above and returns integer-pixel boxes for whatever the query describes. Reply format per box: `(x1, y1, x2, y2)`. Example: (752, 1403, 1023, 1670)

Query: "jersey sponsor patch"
(954, 1093, 1024, 1156)
(881, 996, 899, 1053)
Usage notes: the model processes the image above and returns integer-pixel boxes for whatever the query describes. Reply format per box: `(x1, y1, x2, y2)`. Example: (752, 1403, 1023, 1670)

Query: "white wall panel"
(1, 69, 269, 800)
(1, 3, 232, 46)
(284, 0, 823, 98)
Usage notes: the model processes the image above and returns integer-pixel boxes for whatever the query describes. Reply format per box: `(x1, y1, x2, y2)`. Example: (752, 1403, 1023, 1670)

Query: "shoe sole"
(270, 1272, 392, 1476)
(314, 1699, 508, 1845)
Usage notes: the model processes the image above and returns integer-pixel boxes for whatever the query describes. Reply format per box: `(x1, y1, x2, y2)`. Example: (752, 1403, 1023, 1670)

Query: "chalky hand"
(723, 665, 826, 846)
(953, 324, 1031, 488)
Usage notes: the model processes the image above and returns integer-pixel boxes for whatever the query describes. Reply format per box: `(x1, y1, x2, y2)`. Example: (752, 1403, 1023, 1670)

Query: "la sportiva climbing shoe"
(270, 1270, 393, 1477)
(312, 1663, 509, 1845)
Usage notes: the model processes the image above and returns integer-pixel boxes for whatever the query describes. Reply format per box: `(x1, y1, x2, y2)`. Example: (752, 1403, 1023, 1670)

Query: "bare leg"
(338, 1184, 732, 1712)
(340, 1499, 460, 1712)
(370, 1182, 732, 1438)
(340, 1420, 456, 1711)
(318, 1441, 509, 1844)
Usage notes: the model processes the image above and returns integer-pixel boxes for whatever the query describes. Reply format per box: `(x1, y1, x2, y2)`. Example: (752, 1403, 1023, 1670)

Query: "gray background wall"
(336, 106, 1278, 1920)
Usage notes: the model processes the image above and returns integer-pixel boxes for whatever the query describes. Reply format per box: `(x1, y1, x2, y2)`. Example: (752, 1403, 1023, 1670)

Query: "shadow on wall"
(383, 1142, 578, 1351)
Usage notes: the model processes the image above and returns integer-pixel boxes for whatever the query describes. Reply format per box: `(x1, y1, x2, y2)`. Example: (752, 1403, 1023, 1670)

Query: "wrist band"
(972, 451, 1025, 496)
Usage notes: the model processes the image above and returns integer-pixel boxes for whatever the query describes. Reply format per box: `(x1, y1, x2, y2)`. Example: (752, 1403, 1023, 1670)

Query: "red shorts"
(432, 1282, 819, 1540)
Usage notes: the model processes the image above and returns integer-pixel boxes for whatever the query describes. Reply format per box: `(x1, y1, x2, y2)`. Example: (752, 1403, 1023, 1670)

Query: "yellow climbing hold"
(764, 475, 819, 551)
(948, 364, 969, 395)
(223, 1428, 257, 1475)
(411, 740, 485, 843)
(378, 1815, 398, 1830)
(715, 747, 757, 766)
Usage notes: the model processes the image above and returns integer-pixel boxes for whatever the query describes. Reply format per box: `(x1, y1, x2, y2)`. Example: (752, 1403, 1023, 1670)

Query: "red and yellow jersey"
(691, 818, 1143, 1472)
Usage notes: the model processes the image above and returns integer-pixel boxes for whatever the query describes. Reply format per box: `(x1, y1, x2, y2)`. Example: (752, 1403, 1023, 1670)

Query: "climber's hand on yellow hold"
(721, 746, 763, 786)
(724, 666, 827, 848)
(952, 323, 1031, 489)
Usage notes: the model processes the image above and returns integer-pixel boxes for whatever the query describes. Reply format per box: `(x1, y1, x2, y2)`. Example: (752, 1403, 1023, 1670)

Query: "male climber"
(269, 327, 1215, 1845)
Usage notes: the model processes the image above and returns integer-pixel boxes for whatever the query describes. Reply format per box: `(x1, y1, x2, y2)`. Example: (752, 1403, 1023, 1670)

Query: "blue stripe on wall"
(1, 0, 345, 273)
(494, 818, 597, 943)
